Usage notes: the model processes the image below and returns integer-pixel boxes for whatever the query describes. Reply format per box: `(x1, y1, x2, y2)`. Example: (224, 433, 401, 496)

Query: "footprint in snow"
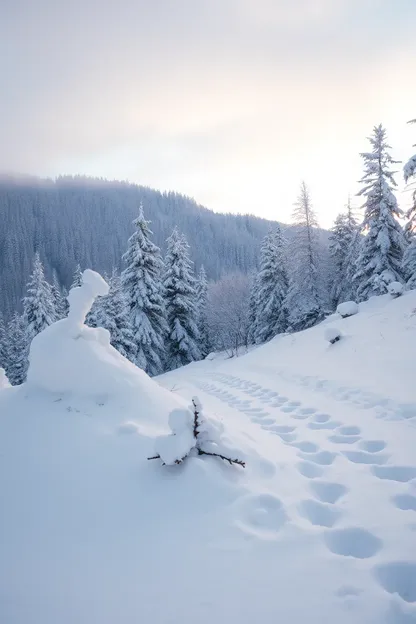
(371, 465, 416, 483)
(324, 527, 382, 559)
(300, 450, 337, 466)
(235, 493, 288, 540)
(275, 432, 297, 443)
(308, 420, 341, 430)
(358, 439, 386, 453)
(391, 494, 416, 512)
(342, 450, 389, 465)
(298, 499, 342, 527)
(267, 424, 296, 434)
(291, 441, 320, 453)
(328, 434, 361, 445)
(337, 425, 361, 436)
(309, 481, 349, 504)
(313, 413, 331, 423)
(373, 561, 416, 603)
(297, 461, 324, 479)
(280, 406, 296, 413)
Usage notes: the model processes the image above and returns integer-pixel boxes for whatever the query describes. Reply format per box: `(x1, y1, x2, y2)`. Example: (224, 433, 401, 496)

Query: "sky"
(1, 0, 416, 227)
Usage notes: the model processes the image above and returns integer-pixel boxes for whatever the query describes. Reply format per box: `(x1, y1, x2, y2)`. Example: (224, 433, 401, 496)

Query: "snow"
(388, 281, 404, 298)
(1, 282, 416, 624)
(0, 367, 10, 389)
(337, 300, 359, 317)
(324, 326, 342, 343)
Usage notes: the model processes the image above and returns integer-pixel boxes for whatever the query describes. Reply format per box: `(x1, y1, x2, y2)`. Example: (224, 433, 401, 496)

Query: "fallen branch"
(198, 449, 245, 467)
(148, 398, 245, 468)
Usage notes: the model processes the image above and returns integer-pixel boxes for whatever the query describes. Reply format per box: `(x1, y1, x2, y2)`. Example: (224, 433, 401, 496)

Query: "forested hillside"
(0, 175, 280, 317)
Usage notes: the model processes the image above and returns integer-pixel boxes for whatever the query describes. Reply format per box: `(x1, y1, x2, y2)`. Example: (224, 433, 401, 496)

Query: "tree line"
(1, 121, 415, 383)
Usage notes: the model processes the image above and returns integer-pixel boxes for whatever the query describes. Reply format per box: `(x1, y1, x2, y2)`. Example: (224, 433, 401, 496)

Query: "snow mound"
(324, 327, 342, 344)
(26, 270, 178, 426)
(388, 281, 404, 298)
(0, 368, 10, 389)
(337, 301, 358, 318)
(153, 396, 243, 466)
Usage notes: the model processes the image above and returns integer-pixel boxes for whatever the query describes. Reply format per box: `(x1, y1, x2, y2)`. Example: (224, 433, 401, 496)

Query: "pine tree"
(196, 266, 210, 357)
(247, 274, 258, 345)
(23, 252, 56, 341)
(253, 226, 288, 343)
(71, 264, 83, 289)
(163, 228, 201, 370)
(122, 204, 168, 376)
(329, 199, 358, 306)
(353, 124, 405, 301)
(97, 271, 136, 361)
(6, 313, 28, 385)
(0, 313, 6, 369)
(51, 270, 66, 320)
(285, 182, 324, 331)
(403, 119, 416, 290)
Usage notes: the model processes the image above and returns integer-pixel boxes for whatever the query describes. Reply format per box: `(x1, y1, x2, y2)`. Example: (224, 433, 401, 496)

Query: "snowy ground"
(1, 285, 416, 623)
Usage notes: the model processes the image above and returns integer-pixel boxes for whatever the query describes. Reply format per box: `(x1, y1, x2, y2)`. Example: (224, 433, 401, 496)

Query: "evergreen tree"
(98, 271, 136, 361)
(6, 313, 28, 385)
(196, 266, 210, 356)
(23, 252, 56, 341)
(353, 124, 405, 301)
(0, 313, 6, 369)
(163, 228, 201, 370)
(329, 199, 358, 306)
(70, 264, 83, 289)
(253, 226, 288, 343)
(403, 119, 416, 289)
(247, 274, 258, 345)
(286, 182, 324, 331)
(51, 270, 66, 319)
(122, 204, 168, 376)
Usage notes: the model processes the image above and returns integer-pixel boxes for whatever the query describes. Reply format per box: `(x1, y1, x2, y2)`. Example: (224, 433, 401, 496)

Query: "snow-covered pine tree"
(253, 226, 288, 343)
(5, 313, 28, 385)
(246, 273, 258, 345)
(403, 119, 416, 290)
(51, 270, 66, 320)
(70, 264, 83, 290)
(98, 271, 136, 361)
(353, 124, 405, 301)
(23, 252, 56, 341)
(163, 228, 201, 370)
(196, 265, 210, 357)
(285, 182, 324, 331)
(122, 204, 168, 375)
(0, 313, 6, 369)
(328, 199, 358, 307)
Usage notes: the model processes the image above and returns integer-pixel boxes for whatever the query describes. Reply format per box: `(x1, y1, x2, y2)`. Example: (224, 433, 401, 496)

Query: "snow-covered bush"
(150, 397, 245, 467)
(325, 327, 342, 345)
(387, 281, 404, 298)
(337, 301, 359, 318)
(0, 368, 10, 389)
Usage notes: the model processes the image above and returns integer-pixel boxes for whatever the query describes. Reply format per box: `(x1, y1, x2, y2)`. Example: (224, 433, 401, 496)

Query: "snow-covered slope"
(1, 284, 416, 624)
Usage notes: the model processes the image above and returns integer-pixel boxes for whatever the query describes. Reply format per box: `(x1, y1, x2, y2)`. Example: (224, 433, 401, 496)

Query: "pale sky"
(1, 0, 415, 227)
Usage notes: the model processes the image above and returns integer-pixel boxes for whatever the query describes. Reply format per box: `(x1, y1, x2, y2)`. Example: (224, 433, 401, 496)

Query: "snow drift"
(1, 278, 416, 624)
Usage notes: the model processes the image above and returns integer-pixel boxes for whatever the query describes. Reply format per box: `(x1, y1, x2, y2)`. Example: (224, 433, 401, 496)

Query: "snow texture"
(2, 286, 416, 624)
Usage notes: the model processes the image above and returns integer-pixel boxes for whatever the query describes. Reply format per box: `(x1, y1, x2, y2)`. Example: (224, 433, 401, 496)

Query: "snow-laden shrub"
(325, 327, 342, 345)
(336, 301, 359, 318)
(0, 368, 10, 389)
(150, 397, 245, 467)
(387, 281, 404, 298)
